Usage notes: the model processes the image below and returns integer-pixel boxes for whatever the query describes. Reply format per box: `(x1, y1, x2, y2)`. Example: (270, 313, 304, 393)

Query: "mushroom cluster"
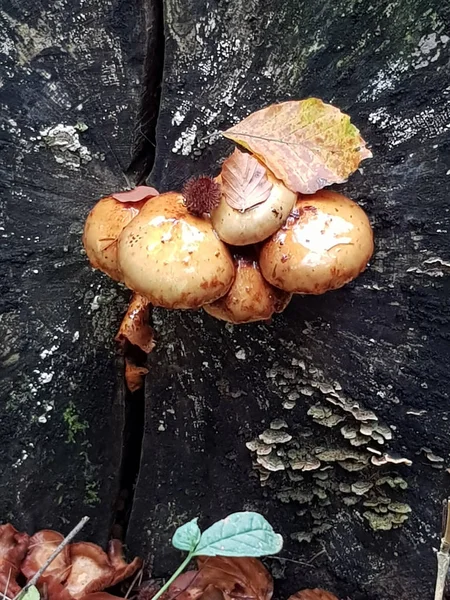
(82, 99, 373, 389)
(83, 154, 373, 326)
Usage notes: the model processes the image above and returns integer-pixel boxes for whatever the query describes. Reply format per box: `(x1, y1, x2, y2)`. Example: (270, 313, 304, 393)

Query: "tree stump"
(1, 0, 450, 598)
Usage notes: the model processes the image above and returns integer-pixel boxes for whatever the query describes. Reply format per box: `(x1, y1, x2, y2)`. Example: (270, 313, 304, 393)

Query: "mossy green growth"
(63, 401, 88, 443)
(84, 480, 100, 506)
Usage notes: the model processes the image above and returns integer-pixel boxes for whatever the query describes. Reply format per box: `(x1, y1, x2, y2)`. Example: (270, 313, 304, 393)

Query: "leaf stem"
(151, 552, 195, 600)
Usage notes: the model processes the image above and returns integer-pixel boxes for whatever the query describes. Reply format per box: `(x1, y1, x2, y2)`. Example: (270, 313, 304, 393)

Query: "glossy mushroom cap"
(117, 192, 235, 309)
(82, 196, 146, 281)
(259, 190, 374, 294)
(210, 150, 297, 246)
(204, 252, 291, 324)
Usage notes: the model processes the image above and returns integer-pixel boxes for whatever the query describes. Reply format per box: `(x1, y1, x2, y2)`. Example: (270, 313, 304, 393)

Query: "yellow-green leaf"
(222, 98, 372, 194)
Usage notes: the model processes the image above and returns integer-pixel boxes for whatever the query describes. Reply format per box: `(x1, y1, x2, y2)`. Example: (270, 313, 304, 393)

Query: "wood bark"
(126, 1, 450, 599)
(0, 0, 147, 542)
(1, 0, 450, 598)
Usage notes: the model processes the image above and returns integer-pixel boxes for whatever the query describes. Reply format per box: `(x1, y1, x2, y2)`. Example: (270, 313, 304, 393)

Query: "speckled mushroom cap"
(259, 190, 374, 294)
(82, 196, 147, 281)
(210, 151, 297, 246)
(117, 192, 235, 309)
(204, 252, 291, 324)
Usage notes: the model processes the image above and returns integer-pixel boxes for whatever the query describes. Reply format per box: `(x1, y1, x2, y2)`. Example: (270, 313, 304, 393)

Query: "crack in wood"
(126, 0, 166, 185)
(111, 0, 165, 539)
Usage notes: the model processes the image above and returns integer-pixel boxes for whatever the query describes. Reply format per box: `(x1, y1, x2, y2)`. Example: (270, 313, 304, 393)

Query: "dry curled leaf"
(82, 594, 125, 600)
(22, 530, 71, 584)
(125, 358, 149, 393)
(168, 557, 273, 600)
(0, 524, 30, 596)
(1, 524, 141, 600)
(112, 186, 159, 203)
(223, 98, 371, 194)
(221, 149, 273, 211)
(288, 590, 339, 600)
(115, 294, 155, 354)
(64, 540, 142, 599)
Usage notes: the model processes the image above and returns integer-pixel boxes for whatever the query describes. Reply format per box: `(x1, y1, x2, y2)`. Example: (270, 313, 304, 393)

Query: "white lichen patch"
(412, 33, 449, 69)
(39, 124, 92, 169)
(369, 103, 450, 149)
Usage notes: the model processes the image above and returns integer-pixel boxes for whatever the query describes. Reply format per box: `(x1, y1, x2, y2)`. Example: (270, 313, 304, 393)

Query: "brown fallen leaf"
(21, 530, 71, 584)
(125, 358, 149, 393)
(112, 186, 159, 203)
(64, 540, 142, 599)
(115, 294, 156, 354)
(82, 594, 126, 600)
(168, 557, 273, 600)
(0, 524, 29, 597)
(223, 98, 371, 195)
(288, 590, 339, 600)
(221, 149, 273, 211)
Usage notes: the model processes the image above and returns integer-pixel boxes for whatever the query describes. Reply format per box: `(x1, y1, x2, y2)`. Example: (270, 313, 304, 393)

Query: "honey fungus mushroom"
(82, 189, 158, 281)
(117, 192, 235, 309)
(259, 190, 374, 294)
(204, 250, 291, 324)
(210, 149, 297, 246)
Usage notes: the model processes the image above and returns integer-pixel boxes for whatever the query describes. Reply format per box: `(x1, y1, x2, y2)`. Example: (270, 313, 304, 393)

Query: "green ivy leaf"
(193, 512, 283, 557)
(172, 518, 201, 552)
(19, 587, 40, 600)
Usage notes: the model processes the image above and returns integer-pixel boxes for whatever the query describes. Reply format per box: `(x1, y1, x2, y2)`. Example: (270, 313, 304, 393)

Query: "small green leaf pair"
(151, 512, 283, 600)
(173, 511, 283, 557)
(16, 586, 40, 600)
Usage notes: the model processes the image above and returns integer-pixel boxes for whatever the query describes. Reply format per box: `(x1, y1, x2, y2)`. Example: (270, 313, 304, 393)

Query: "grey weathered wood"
(0, 0, 146, 541)
(127, 0, 450, 598)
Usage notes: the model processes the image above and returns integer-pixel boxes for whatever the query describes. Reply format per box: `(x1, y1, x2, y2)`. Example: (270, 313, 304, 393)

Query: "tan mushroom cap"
(117, 192, 235, 309)
(204, 253, 292, 324)
(210, 171, 297, 246)
(82, 196, 146, 281)
(259, 190, 374, 294)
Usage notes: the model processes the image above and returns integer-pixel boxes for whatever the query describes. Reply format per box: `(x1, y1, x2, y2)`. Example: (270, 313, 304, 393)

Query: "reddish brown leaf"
(168, 557, 273, 600)
(0, 524, 30, 597)
(125, 358, 149, 393)
(82, 594, 125, 600)
(288, 590, 339, 600)
(223, 98, 371, 195)
(115, 294, 155, 354)
(107, 540, 142, 587)
(221, 149, 273, 211)
(22, 530, 71, 584)
(64, 540, 142, 599)
(112, 186, 159, 203)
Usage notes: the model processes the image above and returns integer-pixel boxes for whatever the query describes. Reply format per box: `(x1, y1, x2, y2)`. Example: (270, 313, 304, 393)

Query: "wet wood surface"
(0, 0, 147, 542)
(1, 0, 450, 598)
(127, 1, 450, 599)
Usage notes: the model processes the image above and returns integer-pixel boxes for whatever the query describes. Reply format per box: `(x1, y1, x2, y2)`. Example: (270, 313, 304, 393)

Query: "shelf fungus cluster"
(82, 99, 373, 390)
(245, 356, 413, 539)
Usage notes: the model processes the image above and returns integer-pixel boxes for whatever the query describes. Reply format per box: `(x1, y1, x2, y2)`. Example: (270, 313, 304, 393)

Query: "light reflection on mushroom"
(117, 193, 235, 309)
(259, 190, 374, 295)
